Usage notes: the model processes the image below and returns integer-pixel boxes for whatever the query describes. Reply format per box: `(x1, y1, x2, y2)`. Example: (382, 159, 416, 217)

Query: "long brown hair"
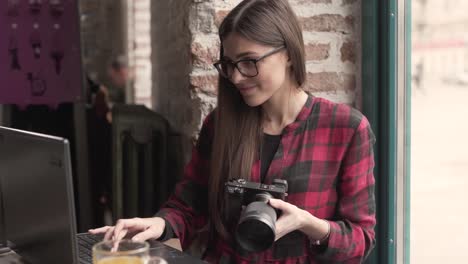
(208, 0, 306, 241)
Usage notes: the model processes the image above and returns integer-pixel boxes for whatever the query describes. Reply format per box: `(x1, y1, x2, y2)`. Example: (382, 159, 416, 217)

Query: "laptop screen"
(0, 126, 78, 263)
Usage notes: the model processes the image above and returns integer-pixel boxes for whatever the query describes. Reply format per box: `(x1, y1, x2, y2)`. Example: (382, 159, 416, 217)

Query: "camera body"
(225, 178, 288, 252)
(225, 178, 288, 204)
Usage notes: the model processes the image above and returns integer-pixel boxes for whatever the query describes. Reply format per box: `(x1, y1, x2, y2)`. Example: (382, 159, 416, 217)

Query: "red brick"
(299, 14, 354, 33)
(340, 41, 356, 63)
(190, 74, 219, 95)
(305, 43, 330, 61)
(305, 72, 355, 92)
(191, 42, 220, 68)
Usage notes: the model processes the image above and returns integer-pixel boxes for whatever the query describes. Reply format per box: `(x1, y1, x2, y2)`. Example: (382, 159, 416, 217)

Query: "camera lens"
(236, 199, 277, 252)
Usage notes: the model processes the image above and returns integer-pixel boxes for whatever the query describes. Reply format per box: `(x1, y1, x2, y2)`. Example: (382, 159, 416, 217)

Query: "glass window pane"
(411, 0, 468, 263)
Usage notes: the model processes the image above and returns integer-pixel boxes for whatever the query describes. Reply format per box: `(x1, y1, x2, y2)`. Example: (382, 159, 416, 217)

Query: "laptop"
(0, 126, 94, 263)
(0, 126, 203, 264)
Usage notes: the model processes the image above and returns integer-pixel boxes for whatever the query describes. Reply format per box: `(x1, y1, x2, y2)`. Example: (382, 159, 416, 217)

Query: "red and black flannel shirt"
(156, 95, 376, 263)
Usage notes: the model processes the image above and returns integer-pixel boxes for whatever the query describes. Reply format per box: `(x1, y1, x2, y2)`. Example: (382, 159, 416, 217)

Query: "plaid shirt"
(156, 95, 376, 263)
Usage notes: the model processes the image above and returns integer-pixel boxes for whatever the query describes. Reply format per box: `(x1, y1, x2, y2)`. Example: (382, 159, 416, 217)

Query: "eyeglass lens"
(219, 60, 257, 78)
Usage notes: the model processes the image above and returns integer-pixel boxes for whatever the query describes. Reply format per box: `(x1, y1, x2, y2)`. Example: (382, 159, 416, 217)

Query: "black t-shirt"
(260, 133, 282, 183)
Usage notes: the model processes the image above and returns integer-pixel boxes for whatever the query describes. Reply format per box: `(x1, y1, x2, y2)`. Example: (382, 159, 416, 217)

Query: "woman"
(90, 0, 376, 263)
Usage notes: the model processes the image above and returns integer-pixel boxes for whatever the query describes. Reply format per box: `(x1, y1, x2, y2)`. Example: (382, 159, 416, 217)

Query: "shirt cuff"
(156, 218, 175, 242)
(308, 221, 336, 255)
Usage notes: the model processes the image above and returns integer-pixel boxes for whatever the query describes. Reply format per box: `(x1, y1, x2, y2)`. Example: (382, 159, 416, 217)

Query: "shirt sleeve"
(154, 113, 213, 250)
(155, 218, 175, 242)
(315, 115, 376, 263)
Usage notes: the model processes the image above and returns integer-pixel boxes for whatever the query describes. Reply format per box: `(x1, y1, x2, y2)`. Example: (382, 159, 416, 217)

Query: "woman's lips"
(238, 85, 256, 94)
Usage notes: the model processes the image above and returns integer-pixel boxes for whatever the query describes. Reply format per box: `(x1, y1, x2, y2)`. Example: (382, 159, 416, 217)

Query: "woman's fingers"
(104, 226, 116, 241)
(132, 226, 159, 242)
(88, 226, 111, 234)
(132, 217, 165, 242)
(110, 218, 143, 241)
(269, 198, 290, 211)
(111, 228, 129, 251)
(114, 228, 128, 242)
(90, 217, 164, 242)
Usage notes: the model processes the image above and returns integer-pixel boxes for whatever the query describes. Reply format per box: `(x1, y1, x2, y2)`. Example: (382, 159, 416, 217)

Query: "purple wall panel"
(0, 0, 83, 106)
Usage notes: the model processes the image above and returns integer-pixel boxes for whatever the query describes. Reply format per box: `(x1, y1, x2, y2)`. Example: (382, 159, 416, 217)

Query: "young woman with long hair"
(90, 0, 376, 263)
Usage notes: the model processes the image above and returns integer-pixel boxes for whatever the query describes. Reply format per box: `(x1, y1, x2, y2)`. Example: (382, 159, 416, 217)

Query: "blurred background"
(412, 0, 468, 263)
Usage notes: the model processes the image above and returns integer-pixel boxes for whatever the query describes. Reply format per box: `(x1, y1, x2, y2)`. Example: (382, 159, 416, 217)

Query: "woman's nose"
(230, 67, 246, 84)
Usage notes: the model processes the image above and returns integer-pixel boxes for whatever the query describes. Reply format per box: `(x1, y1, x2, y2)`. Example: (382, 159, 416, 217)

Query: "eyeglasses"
(213, 46, 285, 79)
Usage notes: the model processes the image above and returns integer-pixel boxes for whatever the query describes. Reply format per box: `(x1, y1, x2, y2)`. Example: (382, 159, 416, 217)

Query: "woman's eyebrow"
(234, 51, 257, 59)
(223, 51, 258, 61)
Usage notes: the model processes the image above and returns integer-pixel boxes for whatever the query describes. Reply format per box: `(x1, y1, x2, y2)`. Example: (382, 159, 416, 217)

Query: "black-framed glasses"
(213, 46, 285, 79)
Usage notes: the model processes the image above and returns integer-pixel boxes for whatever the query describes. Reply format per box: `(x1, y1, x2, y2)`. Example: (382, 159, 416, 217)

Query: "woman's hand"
(268, 198, 308, 241)
(88, 217, 166, 242)
(269, 198, 329, 242)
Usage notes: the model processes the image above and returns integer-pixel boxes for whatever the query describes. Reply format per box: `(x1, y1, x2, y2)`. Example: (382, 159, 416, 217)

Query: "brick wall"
(183, 0, 362, 140)
(74, 0, 362, 234)
(81, 0, 362, 144)
(150, 0, 201, 143)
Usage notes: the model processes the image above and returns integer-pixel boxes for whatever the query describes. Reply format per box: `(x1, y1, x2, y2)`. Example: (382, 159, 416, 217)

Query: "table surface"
(148, 240, 206, 264)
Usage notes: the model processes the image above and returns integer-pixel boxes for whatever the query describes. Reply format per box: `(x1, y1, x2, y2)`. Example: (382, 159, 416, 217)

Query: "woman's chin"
(242, 95, 265, 107)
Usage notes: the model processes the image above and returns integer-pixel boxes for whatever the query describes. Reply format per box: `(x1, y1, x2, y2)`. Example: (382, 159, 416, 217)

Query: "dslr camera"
(225, 178, 288, 252)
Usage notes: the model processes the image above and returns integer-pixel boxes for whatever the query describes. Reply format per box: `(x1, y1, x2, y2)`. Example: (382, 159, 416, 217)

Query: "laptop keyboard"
(76, 233, 103, 264)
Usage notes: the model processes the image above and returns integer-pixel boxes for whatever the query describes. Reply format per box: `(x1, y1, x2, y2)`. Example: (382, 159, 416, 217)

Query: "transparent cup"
(146, 256, 168, 264)
(92, 239, 149, 264)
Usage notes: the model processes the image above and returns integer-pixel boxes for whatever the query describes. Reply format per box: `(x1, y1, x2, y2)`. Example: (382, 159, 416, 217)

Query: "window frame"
(362, 0, 411, 263)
